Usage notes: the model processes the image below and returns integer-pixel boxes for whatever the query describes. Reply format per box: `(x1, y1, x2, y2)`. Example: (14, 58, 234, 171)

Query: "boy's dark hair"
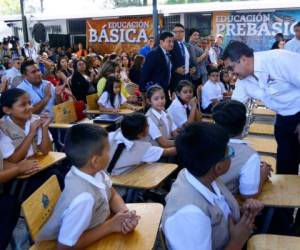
(188, 28, 200, 38)
(176, 122, 229, 177)
(174, 23, 185, 29)
(121, 113, 148, 140)
(159, 32, 174, 41)
(64, 124, 108, 167)
(294, 21, 300, 28)
(176, 80, 194, 93)
(103, 76, 120, 108)
(20, 59, 35, 75)
(207, 66, 219, 76)
(222, 41, 254, 62)
(212, 100, 247, 137)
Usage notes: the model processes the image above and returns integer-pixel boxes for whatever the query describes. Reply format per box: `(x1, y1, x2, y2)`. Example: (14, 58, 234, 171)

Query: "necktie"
(184, 104, 190, 117)
(179, 42, 185, 57)
(107, 143, 126, 174)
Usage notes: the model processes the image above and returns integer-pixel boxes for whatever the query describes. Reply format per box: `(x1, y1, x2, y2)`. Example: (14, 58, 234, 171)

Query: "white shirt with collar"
(147, 108, 177, 140)
(178, 41, 190, 74)
(232, 50, 300, 116)
(285, 37, 300, 54)
(167, 96, 191, 128)
(108, 129, 164, 163)
(228, 138, 260, 196)
(164, 169, 231, 250)
(97, 91, 127, 109)
(202, 79, 223, 109)
(58, 167, 112, 246)
(160, 46, 172, 81)
(0, 115, 52, 159)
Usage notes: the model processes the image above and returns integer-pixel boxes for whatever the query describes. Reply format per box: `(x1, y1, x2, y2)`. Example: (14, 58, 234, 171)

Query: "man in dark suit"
(140, 32, 174, 105)
(170, 23, 196, 93)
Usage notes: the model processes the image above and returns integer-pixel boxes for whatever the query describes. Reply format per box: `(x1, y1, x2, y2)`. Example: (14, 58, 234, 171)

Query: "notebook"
(93, 114, 123, 124)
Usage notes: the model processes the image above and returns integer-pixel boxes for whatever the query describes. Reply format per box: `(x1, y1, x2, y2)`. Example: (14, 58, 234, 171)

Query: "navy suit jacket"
(171, 40, 195, 70)
(140, 46, 171, 92)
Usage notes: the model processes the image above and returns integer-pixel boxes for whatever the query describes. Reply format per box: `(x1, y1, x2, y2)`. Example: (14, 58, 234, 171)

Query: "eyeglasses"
(210, 74, 219, 77)
(173, 30, 185, 33)
(222, 145, 235, 161)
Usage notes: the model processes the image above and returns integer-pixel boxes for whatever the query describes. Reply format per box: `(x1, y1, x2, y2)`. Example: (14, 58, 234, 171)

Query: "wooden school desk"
(252, 108, 276, 117)
(18, 152, 66, 179)
(248, 123, 274, 136)
(247, 234, 300, 250)
(30, 203, 163, 250)
(49, 118, 110, 129)
(244, 136, 277, 155)
(111, 163, 178, 189)
(86, 107, 142, 115)
(260, 155, 276, 173)
(256, 174, 300, 207)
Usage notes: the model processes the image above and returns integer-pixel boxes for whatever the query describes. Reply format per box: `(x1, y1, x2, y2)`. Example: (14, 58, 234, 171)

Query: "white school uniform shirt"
(284, 37, 300, 54)
(108, 129, 164, 163)
(229, 138, 260, 195)
(232, 50, 300, 116)
(58, 167, 112, 246)
(97, 91, 127, 109)
(167, 97, 191, 128)
(147, 108, 177, 140)
(164, 169, 231, 250)
(0, 115, 52, 159)
(201, 79, 223, 109)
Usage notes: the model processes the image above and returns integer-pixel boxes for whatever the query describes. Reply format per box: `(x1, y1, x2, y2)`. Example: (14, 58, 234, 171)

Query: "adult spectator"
(139, 36, 155, 57)
(70, 59, 95, 102)
(17, 60, 63, 117)
(23, 41, 38, 61)
(171, 23, 195, 93)
(188, 28, 209, 86)
(3, 57, 22, 88)
(271, 33, 284, 49)
(209, 34, 224, 67)
(75, 43, 87, 58)
(223, 41, 300, 176)
(129, 55, 144, 85)
(141, 31, 174, 105)
(285, 21, 300, 53)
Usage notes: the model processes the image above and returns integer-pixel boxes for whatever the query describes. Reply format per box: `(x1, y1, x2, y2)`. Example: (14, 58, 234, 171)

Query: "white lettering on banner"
(89, 27, 149, 43)
(215, 13, 297, 37)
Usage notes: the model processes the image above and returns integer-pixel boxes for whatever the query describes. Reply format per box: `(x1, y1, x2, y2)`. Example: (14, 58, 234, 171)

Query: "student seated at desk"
(0, 149, 40, 249)
(0, 88, 52, 162)
(162, 123, 264, 250)
(108, 113, 176, 176)
(37, 124, 140, 249)
(97, 76, 136, 113)
(167, 80, 202, 128)
(146, 85, 178, 148)
(201, 67, 223, 113)
(212, 100, 272, 198)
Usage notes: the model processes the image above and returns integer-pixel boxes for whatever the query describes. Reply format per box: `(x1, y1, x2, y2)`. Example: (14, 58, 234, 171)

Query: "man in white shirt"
(223, 41, 300, 176)
(23, 41, 38, 62)
(209, 34, 224, 67)
(285, 21, 300, 53)
(4, 57, 22, 88)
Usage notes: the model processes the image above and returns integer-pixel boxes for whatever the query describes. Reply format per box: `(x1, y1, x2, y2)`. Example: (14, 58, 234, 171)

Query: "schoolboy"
(108, 113, 176, 176)
(37, 124, 140, 249)
(213, 100, 272, 198)
(162, 123, 263, 250)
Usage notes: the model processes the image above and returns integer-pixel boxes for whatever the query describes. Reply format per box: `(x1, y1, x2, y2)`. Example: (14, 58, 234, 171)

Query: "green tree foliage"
(0, 0, 21, 15)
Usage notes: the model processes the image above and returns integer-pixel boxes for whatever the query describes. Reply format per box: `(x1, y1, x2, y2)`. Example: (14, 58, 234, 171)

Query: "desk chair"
(86, 93, 99, 110)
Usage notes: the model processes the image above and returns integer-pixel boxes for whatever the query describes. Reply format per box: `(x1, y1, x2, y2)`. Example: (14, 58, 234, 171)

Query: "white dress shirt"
(108, 129, 164, 163)
(202, 80, 223, 109)
(178, 41, 190, 74)
(0, 115, 52, 158)
(232, 50, 300, 116)
(97, 91, 127, 109)
(167, 97, 191, 128)
(147, 108, 177, 140)
(164, 169, 232, 250)
(285, 37, 300, 54)
(58, 167, 112, 246)
(229, 139, 260, 195)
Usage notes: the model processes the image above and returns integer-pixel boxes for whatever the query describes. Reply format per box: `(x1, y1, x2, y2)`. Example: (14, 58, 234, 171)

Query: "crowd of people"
(0, 20, 299, 250)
